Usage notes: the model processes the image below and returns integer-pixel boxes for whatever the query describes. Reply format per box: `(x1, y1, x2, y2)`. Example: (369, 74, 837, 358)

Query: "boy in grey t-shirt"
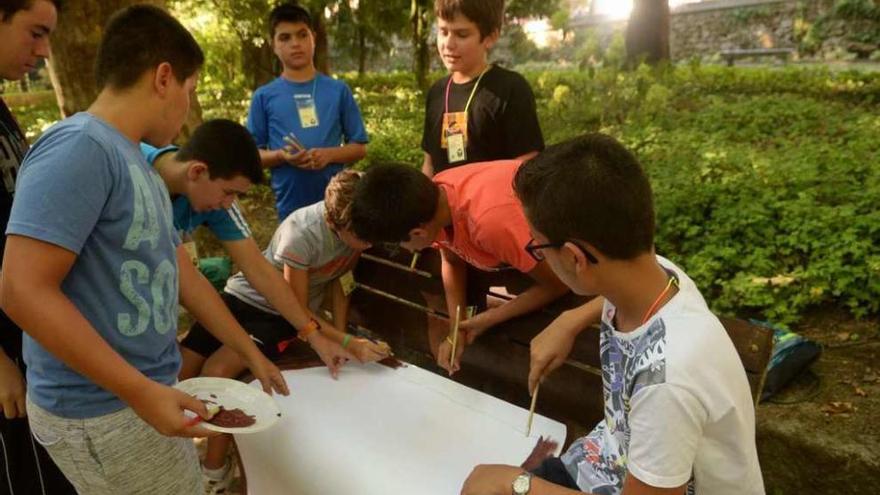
(180, 170, 390, 490)
(182, 170, 390, 363)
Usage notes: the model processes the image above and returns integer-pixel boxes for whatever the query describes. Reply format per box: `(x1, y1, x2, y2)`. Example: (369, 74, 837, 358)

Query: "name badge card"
(442, 111, 468, 164)
(340, 271, 356, 296)
(295, 95, 319, 128)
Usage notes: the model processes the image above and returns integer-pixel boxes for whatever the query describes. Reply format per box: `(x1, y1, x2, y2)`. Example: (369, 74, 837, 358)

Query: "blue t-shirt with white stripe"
(140, 143, 252, 242)
(9, 114, 181, 418)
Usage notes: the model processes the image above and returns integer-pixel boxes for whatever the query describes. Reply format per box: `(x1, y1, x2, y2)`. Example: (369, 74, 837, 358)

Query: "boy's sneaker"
(203, 462, 234, 495)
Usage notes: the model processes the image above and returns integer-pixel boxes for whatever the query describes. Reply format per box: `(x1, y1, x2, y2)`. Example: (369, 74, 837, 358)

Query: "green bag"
(198, 256, 233, 292)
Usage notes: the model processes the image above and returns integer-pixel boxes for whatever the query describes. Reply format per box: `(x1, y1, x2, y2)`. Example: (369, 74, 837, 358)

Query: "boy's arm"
(259, 148, 309, 169)
(324, 278, 390, 364)
(0, 235, 213, 437)
(528, 297, 603, 394)
(460, 464, 686, 494)
(176, 245, 288, 396)
(421, 152, 434, 177)
(306, 142, 366, 170)
(440, 248, 468, 329)
(330, 278, 350, 332)
(282, 264, 353, 376)
(459, 261, 568, 339)
(0, 348, 26, 419)
(435, 248, 469, 374)
(514, 150, 539, 162)
(461, 465, 585, 495)
(258, 148, 288, 169)
(222, 238, 312, 331)
(259, 143, 365, 170)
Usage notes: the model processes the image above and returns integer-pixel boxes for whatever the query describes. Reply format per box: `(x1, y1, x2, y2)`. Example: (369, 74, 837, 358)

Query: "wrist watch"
(512, 472, 532, 495)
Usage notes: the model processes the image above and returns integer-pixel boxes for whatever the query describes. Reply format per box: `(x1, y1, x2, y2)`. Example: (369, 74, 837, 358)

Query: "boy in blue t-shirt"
(248, 2, 368, 221)
(1, 6, 287, 493)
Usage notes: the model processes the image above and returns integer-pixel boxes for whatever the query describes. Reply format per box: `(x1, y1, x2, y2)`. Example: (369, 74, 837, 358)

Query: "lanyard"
(641, 274, 679, 325)
(293, 77, 318, 102)
(306, 77, 317, 101)
(444, 65, 491, 117)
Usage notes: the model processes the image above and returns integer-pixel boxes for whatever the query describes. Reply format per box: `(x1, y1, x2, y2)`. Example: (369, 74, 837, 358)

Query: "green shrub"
(9, 65, 880, 324)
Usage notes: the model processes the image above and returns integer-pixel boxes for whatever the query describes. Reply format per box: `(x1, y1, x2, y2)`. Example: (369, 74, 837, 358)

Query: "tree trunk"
(310, 3, 331, 75)
(48, 0, 164, 116)
(47, 0, 202, 139)
(625, 0, 670, 67)
(357, 25, 367, 76)
(241, 38, 275, 90)
(411, 0, 430, 90)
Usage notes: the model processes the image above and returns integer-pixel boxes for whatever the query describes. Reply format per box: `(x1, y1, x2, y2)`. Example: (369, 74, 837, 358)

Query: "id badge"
(182, 239, 199, 266)
(340, 271, 356, 296)
(446, 130, 466, 163)
(441, 112, 468, 149)
(295, 95, 319, 128)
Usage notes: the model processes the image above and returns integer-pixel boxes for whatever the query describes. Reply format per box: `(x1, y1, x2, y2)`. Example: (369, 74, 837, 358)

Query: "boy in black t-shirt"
(420, 0, 544, 176)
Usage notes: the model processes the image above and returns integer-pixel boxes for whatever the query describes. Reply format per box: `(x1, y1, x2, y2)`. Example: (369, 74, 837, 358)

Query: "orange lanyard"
(641, 275, 679, 325)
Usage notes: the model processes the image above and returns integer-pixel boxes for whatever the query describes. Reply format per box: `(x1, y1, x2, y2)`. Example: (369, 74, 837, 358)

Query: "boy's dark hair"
(95, 5, 203, 91)
(269, 2, 312, 38)
(435, 0, 504, 39)
(176, 119, 263, 185)
(513, 133, 655, 260)
(350, 164, 439, 245)
(1, 0, 62, 21)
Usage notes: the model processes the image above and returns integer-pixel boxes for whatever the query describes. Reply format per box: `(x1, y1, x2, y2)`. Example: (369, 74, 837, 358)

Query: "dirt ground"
(756, 309, 880, 494)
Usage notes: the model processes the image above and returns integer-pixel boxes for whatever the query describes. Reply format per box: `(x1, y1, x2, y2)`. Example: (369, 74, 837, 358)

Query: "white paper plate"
(175, 377, 281, 434)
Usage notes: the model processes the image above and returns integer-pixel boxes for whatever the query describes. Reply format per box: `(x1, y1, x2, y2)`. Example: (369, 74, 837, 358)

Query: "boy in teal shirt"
(141, 119, 352, 382)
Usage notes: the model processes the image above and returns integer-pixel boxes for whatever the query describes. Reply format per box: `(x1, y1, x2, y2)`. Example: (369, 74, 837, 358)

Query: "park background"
(3, 0, 879, 492)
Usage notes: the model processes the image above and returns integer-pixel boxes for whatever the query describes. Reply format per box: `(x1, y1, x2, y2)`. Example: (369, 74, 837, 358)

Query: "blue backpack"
(751, 320, 822, 402)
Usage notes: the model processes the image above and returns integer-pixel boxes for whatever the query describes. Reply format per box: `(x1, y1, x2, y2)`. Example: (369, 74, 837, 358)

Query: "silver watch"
(512, 472, 532, 495)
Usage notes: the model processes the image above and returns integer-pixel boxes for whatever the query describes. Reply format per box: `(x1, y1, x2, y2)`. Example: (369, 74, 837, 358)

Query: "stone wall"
(569, 0, 866, 62)
(670, 0, 833, 60)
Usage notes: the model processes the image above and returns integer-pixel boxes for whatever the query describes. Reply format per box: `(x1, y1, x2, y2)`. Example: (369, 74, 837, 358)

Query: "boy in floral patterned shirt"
(460, 134, 764, 495)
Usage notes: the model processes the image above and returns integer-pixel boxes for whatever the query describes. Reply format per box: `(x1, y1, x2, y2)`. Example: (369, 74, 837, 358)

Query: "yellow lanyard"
(444, 65, 491, 118)
(641, 274, 679, 325)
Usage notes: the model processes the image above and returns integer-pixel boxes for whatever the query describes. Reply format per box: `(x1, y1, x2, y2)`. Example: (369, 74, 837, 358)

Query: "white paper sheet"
(237, 363, 567, 495)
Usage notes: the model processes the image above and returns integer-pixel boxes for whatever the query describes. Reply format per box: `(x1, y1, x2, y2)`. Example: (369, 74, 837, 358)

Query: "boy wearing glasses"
(460, 134, 764, 495)
(351, 160, 601, 375)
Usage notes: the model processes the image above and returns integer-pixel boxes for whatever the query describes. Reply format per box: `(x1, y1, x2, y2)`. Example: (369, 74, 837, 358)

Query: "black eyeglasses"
(525, 238, 599, 264)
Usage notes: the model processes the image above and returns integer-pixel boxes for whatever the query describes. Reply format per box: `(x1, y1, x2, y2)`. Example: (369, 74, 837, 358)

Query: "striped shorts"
(26, 397, 202, 495)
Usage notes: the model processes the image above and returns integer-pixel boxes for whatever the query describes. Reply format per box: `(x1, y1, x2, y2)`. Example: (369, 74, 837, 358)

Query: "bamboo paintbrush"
(526, 382, 541, 437)
(409, 251, 421, 270)
(449, 304, 461, 369)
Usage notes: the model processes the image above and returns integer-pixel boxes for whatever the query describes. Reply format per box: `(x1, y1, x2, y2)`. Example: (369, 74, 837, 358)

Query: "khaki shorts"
(27, 397, 202, 495)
